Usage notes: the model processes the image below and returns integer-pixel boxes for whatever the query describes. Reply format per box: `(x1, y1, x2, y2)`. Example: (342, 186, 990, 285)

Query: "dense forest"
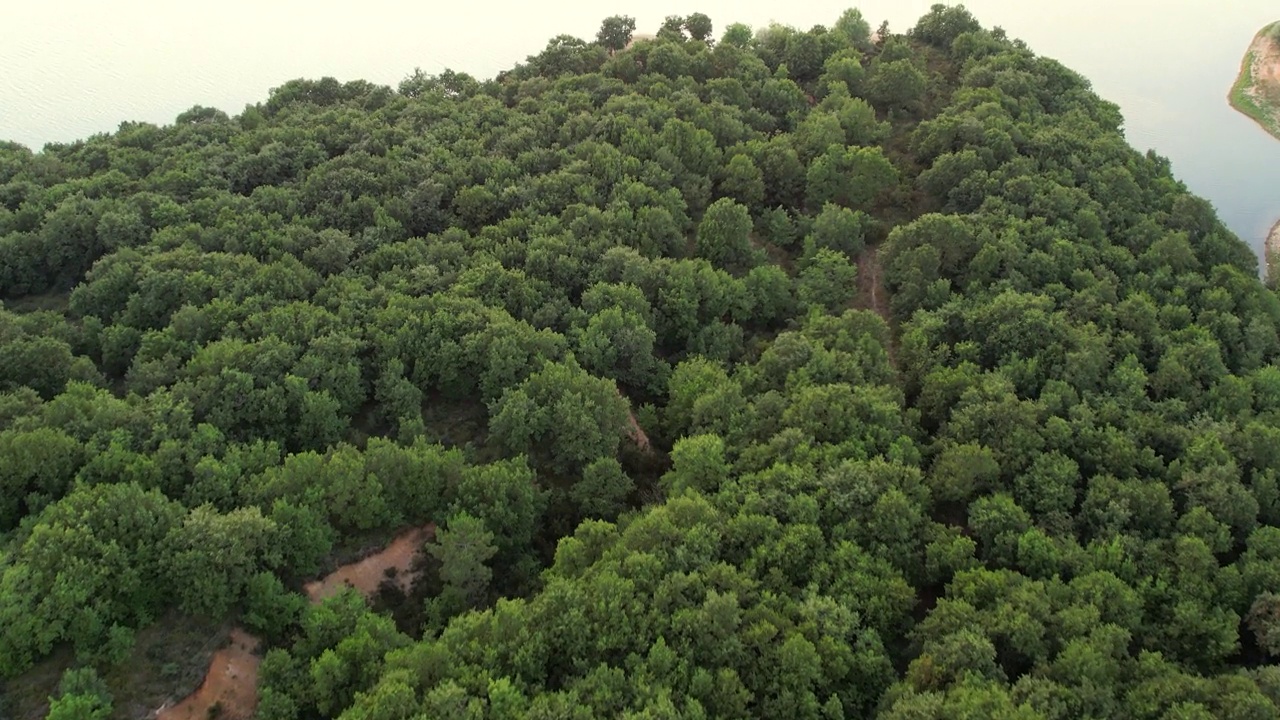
(5, 4, 1280, 717)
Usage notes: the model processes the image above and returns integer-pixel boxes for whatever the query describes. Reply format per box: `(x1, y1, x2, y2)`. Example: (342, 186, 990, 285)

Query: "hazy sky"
(2, 0, 914, 148)
(5, 0, 1264, 149)
(3, 0, 1278, 250)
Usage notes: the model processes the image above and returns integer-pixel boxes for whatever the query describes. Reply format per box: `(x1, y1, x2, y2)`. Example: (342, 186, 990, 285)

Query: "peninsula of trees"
(5, 4, 1280, 718)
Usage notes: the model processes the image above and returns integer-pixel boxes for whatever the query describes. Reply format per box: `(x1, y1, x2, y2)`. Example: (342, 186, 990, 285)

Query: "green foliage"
(866, 59, 928, 111)
(686, 13, 714, 43)
(489, 358, 631, 476)
(798, 249, 859, 313)
(242, 571, 307, 643)
(911, 4, 983, 49)
(2, 7, 1280, 719)
(596, 16, 636, 53)
(427, 512, 498, 613)
(47, 668, 112, 720)
(0, 483, 183, 675)
(662, 433, 730, 494)
(835, 9, 872, 47)
(805, 145, 898, 210)
(696, 197, 755, 270)
(161, 504, 278, 618)
(808, 203, 870, 258)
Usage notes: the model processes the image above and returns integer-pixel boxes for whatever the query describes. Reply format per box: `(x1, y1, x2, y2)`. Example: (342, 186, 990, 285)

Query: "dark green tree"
(596, 15, 637, 53)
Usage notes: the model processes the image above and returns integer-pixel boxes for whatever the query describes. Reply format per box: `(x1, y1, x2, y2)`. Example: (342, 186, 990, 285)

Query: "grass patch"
(1230, 23, 1280, 141)
(1, 614, 228, 720)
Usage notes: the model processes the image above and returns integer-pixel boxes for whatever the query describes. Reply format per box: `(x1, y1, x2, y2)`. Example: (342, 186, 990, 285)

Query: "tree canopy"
(4, 4, 1280, 719)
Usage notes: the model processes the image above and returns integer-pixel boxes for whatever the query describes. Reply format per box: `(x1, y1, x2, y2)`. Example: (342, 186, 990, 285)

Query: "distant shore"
(1229, 22, 1280, 141)
(1231, 23, 1280, 285)
(1268, 219, 1280, 286)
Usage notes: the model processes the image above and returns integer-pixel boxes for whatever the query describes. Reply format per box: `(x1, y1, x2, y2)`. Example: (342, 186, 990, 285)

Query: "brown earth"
(856, 245, 890, 321)
(157, 524, 435, 720)
(155, 629, 260, 720)
(617, 388, 651, 451)
(1258, 32, 1280, 85)
(305, 524, 435, 602)
(856, 244, 898, 369)
(627, 411, 651, 450)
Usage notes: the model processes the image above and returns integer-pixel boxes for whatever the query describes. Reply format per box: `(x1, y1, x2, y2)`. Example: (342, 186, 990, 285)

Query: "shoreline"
(1229, 23, 1280, 141)
(1268, 218, 1280, 286)
(1229, 23, 1280, 285)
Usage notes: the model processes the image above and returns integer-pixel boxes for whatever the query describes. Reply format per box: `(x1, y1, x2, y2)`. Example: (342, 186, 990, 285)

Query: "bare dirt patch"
(1259, 33, 1280, 85)
(158, 525, 435, 720)
(855, 244, 899, 370)
(617, 388, 651, 451)
(626, 410, 652, 451)
(5, 615, 226, 720)
(856, 245, 891, 322)
(305, 524, 435, 602)
(155, 629, 260, 720)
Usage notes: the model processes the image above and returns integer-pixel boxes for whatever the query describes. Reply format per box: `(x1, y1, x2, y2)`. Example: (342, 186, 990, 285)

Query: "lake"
(2, 0, 1278, 257)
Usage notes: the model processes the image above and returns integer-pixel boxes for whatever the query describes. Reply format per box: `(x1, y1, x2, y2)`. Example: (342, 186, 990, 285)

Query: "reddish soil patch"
(855, 244, 899, 370)
(855, 244, 906, 368)
(160, 525, 435, 720)
(304, 525, 435, 603)
(616, 389, 651, 451)
(626, 410, 652, 451)
(155, 629, 260, 720)
(856, 245, 890, 320)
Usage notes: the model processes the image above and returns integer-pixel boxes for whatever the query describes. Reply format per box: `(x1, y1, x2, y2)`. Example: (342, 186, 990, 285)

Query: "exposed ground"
(626, 409, 652, 451)
(1230, 23, 1280, 141)
(856, 244, 898, 369)
(155, 630, 260, 720)
(618, 389, 651, 451)
(155, 524, 435, 720)
(5, 615, 226, 720)
(305, 524, 435, 602)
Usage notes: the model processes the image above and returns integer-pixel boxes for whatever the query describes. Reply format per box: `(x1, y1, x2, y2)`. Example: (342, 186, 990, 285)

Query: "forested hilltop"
(5, 4, 1280, 717)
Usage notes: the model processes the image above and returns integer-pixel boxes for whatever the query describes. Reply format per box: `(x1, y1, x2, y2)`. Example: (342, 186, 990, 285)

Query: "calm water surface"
(2, 0, 1277, 257)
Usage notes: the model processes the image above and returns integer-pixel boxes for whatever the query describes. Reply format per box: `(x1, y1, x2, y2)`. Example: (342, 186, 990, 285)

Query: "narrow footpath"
(856, 244, 899, 370)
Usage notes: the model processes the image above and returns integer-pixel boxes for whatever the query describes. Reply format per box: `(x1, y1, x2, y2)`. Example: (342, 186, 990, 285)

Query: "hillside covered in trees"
(6, 4, 1280, 718)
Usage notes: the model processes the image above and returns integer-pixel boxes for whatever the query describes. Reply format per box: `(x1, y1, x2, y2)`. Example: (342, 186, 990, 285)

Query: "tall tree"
(596, 15, 637, 53)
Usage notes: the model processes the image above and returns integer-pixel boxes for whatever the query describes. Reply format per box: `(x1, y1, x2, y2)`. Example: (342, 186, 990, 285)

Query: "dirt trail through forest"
(626, 410, 651, 450)
(156, 525, 434, 720)
(618, 388, 651, 451)
(856, 244, 898, 369)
